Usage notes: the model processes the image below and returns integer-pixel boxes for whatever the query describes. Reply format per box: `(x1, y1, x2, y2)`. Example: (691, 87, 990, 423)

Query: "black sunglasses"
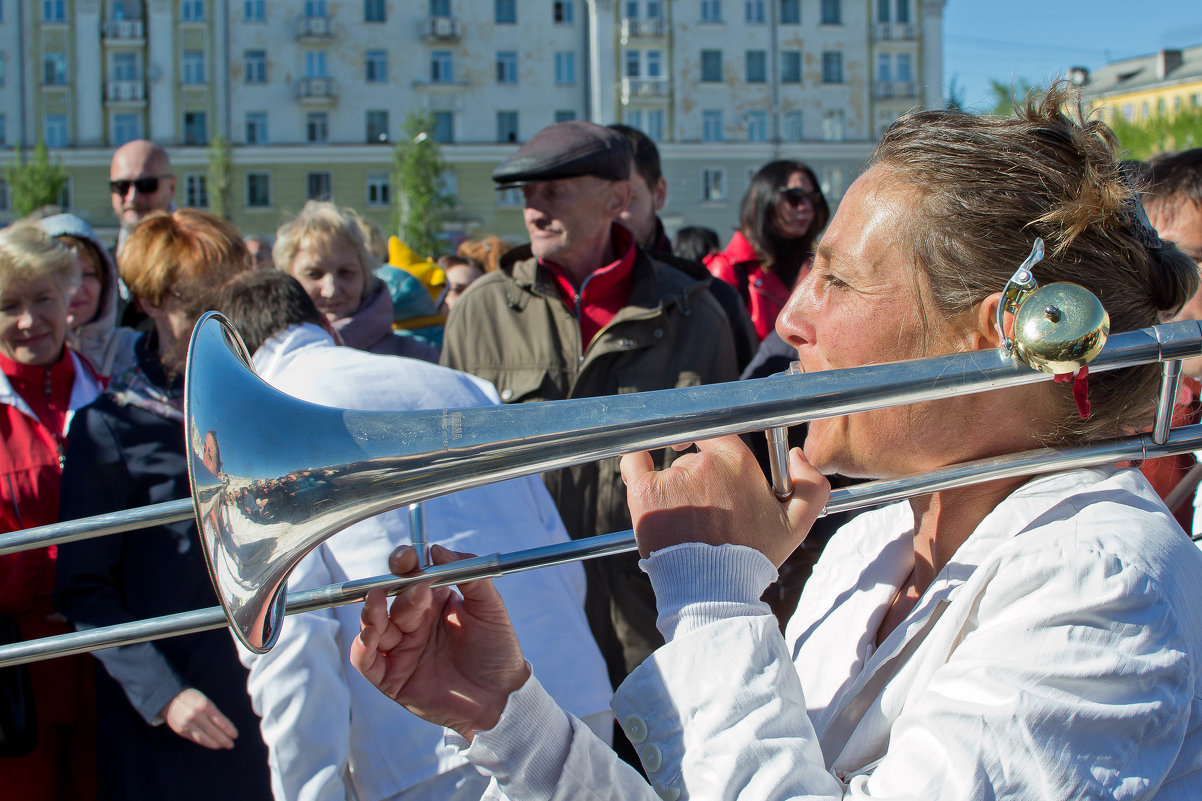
(779, 187, 822, 207)
(110, 175, 172, 197)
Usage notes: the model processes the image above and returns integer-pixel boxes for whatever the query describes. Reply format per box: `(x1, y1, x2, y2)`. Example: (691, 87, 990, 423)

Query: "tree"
(207, 134, 232, 218)
(987, 78, 1038, 117)
(1107, 105, 1202, 161)
(392, 112, 455, 258)
(5, 140, 70, 217)
(945, 75, 965, 111)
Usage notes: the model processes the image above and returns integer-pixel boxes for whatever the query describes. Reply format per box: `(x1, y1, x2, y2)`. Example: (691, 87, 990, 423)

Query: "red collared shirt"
(541, 224, 638, 351)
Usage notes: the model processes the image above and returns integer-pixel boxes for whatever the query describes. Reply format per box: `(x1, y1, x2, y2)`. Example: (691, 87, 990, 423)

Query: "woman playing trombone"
(351, 86, 1202, 799)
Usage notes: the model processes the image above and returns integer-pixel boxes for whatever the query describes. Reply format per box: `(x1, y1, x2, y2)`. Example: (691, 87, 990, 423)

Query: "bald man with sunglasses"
(110, 140, 176, 256)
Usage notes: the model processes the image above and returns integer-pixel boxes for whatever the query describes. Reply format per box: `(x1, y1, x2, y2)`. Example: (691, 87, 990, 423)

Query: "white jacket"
(462, 466, 1202, 800)
(239, 324, 612, 801)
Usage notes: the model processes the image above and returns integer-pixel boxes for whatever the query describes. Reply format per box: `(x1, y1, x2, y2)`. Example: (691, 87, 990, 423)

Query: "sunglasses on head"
(110, 175, 171, 197)
(779, 187, 821, 208)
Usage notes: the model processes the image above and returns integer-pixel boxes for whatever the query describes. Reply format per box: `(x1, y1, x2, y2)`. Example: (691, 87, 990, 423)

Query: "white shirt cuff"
(640, 542, 778, 640)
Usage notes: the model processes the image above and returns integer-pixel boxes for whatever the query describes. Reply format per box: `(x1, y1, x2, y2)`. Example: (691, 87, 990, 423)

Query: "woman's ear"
(969, 291, 1006, 351)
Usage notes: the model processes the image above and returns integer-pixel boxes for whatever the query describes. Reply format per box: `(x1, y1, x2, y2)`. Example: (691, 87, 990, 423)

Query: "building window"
(181, 0, 204, 21)
(625, 108, 643, 131)
(554, 0, 573, 23)
(647, 50, 662, 78)
(365, 0, 385, 22)
(113, 113, 141, 144)
(624, 0, 638, 17)
(746, 50, 766, 83)
(822, 109, 844, 141)
(43, 52, 68, 85)
(430, 0, 450, 14)
(244, 50, 267, 83)
(112, 52, 138, 82)
(0, 115, 7, 147)
(182, 51, 206, 84)
(821, 0, 840, 24)
(497, 187, 523, 207)
(555, 109, 576, 123)
(896, 0, 910, 23)
(246, 172, 272, 207)
(554, 52, 576, 85)
(701, 168, 726, 201)
(245, 112, 268, 144)
(366, 110, 389, 143)
(495, 0, 516, 23)
(780, 0, 800, 23)
(184, 173, 208, 207)
(701, 50, 723, 82)
(244, 0, 265, 21)
(0, 54, 5, 87)
(430, 51, 453, 83)
(702, 110, 723, 142)
(307, 112, 328, 143)
(783, 110, 803, 141)
(647, 0, 662, 18)
(0, 178, 8, 212)
(746, 110, 768, 141)
(646, 109, 665, 142)
(42, 0, 64, 22)
(745, 0, 765, 23)
(781, 50, 802, 83)
(307, 171, 332, 201)
(432, 111, 453, 143)
(822, 166, 845, 199)
(897, 53, 913, 82)
(877, 0, 890, 21)
(822, 51, 843, 83)
(701, 0, 721, 22)
(366, 173, 390, 206)
(305, 50, 328, 78)
(497, 111, 519, 143)
(496, 51, 518, 84)
(305, 0, 327, 16)
(183, 111, 208, 145)
(626, 50, 641, 78)
(877, 53, 891, 82)
(366, 50, 387, 83)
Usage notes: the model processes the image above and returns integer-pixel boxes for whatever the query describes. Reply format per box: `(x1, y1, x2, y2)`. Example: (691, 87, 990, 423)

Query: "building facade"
(0, 0, 946, 245)
(1075, 45, 1202, 128)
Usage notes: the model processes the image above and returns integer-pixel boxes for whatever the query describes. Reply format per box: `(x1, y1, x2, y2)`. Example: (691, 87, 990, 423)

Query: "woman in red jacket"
(0, 221, 101, 798)
(706, 161, 829, 341)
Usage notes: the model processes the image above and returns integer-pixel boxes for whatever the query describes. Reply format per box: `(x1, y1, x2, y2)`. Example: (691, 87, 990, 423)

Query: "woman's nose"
(16, 308, 35, 329)
(319, 275, 337, 297)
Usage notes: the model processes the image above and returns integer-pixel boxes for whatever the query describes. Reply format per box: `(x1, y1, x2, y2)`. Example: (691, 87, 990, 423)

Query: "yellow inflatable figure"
(388, 236, 445, 303)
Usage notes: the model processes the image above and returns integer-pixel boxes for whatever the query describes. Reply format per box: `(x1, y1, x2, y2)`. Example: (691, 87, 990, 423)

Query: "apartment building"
(1075, 45, 1202, 127)
(0, 0, 946, 244)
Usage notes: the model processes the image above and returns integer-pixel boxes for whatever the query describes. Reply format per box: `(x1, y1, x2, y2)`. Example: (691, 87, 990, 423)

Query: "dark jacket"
(441, 243, 738, 684)
(55, 337, 271, 801)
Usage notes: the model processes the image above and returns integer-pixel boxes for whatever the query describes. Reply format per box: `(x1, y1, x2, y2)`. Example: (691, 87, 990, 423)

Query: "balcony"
(874, 22, 916, 40)
(620, 18, 665, 43)
(297, 77, 337, 105)
(873, 81, 917, 100)
(621, 77, 669, 104)
(420, 16, 460, 41)
(102, 19, 145, 43)
(297, 15, 333, 41)
(106, 80, 146, 104)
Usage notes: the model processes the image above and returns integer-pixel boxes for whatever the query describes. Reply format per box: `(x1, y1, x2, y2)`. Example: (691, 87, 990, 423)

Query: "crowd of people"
(0, 84, 1200, 801)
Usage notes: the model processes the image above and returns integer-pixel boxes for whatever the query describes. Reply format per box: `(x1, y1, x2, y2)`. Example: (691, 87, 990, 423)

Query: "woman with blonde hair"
(54, 209, 271, 801)
(275, 200, 438, 362)
(0, 221, 101, 799)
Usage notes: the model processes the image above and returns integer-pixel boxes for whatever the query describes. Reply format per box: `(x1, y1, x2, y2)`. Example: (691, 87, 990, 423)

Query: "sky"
(942, 0, 1202, 112)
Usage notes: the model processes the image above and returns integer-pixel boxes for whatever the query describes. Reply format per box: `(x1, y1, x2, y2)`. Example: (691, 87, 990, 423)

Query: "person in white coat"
(350, 85, 1202, 799)
(214, 270, 612, 801)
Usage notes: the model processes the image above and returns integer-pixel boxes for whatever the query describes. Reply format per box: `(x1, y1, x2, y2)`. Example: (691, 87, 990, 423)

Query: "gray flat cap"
(492, 121, 632, 190)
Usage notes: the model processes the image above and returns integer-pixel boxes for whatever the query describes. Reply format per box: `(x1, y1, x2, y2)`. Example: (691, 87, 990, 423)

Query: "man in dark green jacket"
(441, 121, 738, 747)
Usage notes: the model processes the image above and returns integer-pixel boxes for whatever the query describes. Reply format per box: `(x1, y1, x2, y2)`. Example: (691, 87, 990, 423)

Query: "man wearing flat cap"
(441, 120, 737, 755)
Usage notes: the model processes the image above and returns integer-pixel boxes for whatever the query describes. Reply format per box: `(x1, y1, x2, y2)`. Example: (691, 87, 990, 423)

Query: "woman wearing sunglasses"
(707, 160, 830, 341)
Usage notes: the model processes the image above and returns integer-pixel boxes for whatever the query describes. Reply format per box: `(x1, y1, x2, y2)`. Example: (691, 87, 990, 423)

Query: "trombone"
(0, 308, 1200, 667)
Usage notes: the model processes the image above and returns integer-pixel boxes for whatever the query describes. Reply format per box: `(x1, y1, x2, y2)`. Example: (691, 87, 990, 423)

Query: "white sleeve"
(239, 545, 352, 801)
